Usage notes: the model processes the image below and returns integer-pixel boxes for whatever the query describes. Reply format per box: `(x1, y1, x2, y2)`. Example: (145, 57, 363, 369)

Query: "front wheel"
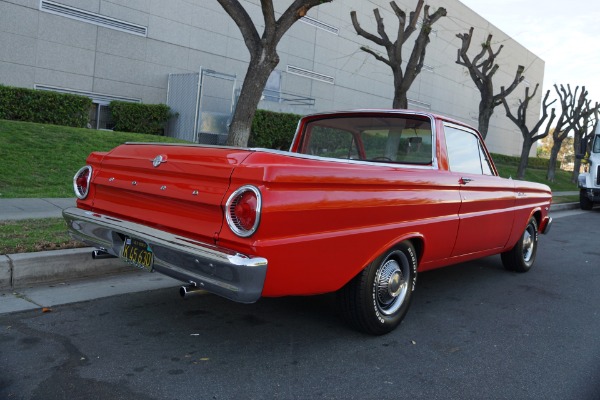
(501, 217, 538, 273)
(580, 189, 593, 210)
(337, 242, 418, 335)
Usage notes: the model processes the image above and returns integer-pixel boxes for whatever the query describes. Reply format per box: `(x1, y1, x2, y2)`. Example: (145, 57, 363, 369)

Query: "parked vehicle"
(577, 124, 600, 210)
(63, 110, 552, 335)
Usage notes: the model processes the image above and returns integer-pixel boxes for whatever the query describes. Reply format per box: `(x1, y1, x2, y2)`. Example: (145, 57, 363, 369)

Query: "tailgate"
(87, 143, 253, 243)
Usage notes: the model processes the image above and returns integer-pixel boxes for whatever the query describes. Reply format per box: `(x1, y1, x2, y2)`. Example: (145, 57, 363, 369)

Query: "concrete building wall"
(0, 0, 545, 156)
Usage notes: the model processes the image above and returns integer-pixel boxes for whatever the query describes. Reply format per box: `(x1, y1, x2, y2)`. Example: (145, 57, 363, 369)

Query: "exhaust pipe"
(92, 250, 117, 259)
(180, 284, 204, 299)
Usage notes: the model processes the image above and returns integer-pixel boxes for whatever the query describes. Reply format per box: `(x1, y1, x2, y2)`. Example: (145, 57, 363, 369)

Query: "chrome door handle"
(460, 177, 473, 184)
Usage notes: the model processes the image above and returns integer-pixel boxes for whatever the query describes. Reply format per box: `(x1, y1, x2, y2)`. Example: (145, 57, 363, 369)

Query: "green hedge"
(249, 109, 302, 149)
(110, 101, 172, 135)
(490, 152, 560, 170)
(0, 85, 91, 127)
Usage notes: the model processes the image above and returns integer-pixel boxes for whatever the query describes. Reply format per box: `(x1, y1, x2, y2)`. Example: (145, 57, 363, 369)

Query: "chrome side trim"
(63, 208, 267, 303)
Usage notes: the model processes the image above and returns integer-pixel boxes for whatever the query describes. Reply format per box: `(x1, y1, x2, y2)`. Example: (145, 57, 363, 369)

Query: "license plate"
(121, 237, 153, 272)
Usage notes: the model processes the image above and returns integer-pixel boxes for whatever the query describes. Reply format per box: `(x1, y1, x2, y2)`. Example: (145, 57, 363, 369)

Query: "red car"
(63, 110, 552, 335)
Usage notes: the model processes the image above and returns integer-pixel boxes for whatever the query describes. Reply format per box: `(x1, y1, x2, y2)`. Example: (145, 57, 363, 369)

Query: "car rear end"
(63, 143, 268, 303)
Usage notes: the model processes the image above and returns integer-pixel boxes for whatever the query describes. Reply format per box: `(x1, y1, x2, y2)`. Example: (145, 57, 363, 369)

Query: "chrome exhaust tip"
(180, 284, 204, 299)
(92, 250, 116, 259)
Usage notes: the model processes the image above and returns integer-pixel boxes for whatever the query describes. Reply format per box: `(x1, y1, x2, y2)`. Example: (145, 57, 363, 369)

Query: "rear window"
(298, 115, 433, 165)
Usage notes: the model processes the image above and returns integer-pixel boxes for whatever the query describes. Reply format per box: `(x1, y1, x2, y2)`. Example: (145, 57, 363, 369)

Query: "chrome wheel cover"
(375, 254, 409, 316)
(522, 224, 536, 263)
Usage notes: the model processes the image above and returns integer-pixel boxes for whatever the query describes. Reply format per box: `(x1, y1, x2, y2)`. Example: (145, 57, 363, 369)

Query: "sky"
(459, 0, 600, 105)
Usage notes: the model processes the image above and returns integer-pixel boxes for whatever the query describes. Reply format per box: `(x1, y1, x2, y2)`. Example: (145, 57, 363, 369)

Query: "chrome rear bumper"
(63, 207, 267, 303)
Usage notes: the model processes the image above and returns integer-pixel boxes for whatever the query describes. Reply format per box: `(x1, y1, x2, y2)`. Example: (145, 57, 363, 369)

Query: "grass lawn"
(494, 162, 578, 193)
(0, 218, 85, 255)
(0, 119, 185, 198)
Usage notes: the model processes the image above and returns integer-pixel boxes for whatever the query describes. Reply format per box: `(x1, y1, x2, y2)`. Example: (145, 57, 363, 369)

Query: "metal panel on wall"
(167, 69, 236, 144)
(197, 69, 236, 145)
(166, 72, 201, 142)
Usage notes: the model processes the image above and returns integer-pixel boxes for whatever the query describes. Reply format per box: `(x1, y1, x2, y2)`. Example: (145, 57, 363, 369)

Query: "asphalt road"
(1, 209, 599, 400)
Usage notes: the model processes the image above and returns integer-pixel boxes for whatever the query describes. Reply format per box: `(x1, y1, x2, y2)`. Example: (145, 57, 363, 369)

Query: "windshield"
(298, 115, 433, 165)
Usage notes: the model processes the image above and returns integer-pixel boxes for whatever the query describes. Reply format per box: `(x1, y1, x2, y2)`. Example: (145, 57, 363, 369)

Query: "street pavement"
(1, 207, 598, 400)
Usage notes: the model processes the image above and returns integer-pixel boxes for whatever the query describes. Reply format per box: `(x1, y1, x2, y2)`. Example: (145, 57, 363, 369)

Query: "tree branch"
(360, 46, 392, 67)
(217, 0, 261, 55)
(276, 0, 333, 44)
(350, 10, 387, 47)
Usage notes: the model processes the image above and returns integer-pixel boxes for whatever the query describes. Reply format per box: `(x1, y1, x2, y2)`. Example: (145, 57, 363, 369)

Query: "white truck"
(578, 124, 600, 210)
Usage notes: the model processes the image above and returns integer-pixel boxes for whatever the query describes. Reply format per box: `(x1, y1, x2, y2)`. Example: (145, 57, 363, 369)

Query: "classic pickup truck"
(63, 110, 552, 335)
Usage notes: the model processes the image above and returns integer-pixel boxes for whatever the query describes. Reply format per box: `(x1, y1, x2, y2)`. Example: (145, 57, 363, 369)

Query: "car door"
(444, 123, 516, 257)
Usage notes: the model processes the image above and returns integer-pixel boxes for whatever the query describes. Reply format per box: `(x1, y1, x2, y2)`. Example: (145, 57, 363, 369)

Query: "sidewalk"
(0, 197, 76, 220)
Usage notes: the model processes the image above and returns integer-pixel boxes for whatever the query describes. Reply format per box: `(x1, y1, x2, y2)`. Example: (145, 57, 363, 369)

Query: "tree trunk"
(571, 157, 582, 183)
(226, 53, 278, 147)
(391, 69, 408, 109)
(517, 139, 532, 180)
(546, 140, 562, 182)
(571, 134, 583, 183)
(478, 102, 494, 139)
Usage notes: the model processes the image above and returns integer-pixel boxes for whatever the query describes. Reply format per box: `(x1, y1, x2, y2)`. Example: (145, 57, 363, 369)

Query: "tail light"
(73, 166, 92, 199)
(225, 185, 261, 237)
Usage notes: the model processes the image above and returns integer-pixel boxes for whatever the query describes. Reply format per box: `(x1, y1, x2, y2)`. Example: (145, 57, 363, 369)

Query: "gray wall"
(0, 0, 545, 156)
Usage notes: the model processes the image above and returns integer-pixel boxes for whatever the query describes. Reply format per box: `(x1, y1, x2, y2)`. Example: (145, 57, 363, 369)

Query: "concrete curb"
(0, 247, 132, 289)
(550, 202, 579, 211)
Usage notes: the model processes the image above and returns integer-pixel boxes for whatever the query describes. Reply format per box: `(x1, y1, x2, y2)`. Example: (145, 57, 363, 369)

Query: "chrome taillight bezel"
(225, 185, 262, 237)
(73, 165, 92, 199)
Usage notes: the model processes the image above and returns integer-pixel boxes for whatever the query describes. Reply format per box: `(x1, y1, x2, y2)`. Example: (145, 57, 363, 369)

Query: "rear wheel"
(338, 242, 417, 335)
(580, 189, 593, 210)
(501, 217, 538, 273)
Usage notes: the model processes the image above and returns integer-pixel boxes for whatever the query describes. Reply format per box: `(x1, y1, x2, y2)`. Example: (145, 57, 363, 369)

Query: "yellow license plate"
(121, 237, 153, 272)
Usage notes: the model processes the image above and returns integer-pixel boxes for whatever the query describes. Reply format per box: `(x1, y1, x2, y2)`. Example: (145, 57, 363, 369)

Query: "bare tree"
(571, 101, 599, 182)
(546, 84, 589, 182)
(350, 0, 447, 109)
(501, 84, 556, 180)
(218, 0, 332, 147)
(456, 27, 525, 139)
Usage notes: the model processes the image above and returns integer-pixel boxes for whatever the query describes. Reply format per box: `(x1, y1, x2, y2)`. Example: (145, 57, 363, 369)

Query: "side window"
(445, 125, 492, 175)
(593, 135, 600, 153)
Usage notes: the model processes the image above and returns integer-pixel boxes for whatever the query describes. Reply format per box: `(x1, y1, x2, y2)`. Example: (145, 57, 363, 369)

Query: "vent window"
(40, 0, 147, 37)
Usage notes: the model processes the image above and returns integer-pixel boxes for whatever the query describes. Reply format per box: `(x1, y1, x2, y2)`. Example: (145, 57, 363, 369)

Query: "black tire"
(580, 189, 593, 210)
(501, 217, 538, 273)
(337, 242, 418, 335)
